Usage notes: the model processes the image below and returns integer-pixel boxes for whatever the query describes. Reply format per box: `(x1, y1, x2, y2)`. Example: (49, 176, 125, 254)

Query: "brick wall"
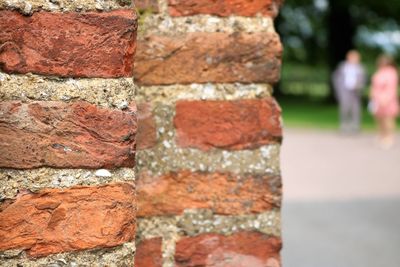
(0, 1, 138, 266)
(134, 0, 284, 266)
(0, 0, 284, 265)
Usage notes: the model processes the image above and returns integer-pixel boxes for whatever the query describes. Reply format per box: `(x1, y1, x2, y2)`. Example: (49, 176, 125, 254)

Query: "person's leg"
(380, 117, 396, 148)
(376, 116, 384, 138)
(376, 116, 386, 146)
(374, 116, 383, 137)
(385, 117, 396, 144)
(388, 117, 396, 135)
(340, 91, 351, 133)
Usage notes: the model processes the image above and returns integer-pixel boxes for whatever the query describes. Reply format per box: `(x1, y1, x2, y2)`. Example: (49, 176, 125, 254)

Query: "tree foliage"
(278, 0, 400, 100)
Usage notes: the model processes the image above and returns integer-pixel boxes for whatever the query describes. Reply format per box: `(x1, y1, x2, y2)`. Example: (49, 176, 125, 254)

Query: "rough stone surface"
(0, 0, 133, 13)
(0, 242, 135, 267)
(136, 83, 272, 103)
(174, 99, 282, 151)
(168, 0, 282, 18)
(0, 168, 135, 199)
(0, 10, 137, 78)
(134, 32, 282, 85)
(137, 216, 180, 267)
(135, 0, 159, 12)
(135, 238, 163, 267)
(136, 104, 281, 176)
(0, 183, 136, 258)
(175, 232, 282, 267)
(0, 101, 137, 169)
(177, 209, 281, 237)
(140, 14, 275, 35)
(137, 171, 280, 217)
(136, 210, 281, 267)
(138, 210, 281, 239)
(137, 103, 158, 150)
(0, 72, 136, 108)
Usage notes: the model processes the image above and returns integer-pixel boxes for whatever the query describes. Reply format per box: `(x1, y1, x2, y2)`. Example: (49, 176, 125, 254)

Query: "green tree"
(278, 0, 400, 100)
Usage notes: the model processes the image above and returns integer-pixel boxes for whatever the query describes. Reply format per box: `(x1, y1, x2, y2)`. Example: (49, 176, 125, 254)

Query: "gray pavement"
(281, 129, 400, 267)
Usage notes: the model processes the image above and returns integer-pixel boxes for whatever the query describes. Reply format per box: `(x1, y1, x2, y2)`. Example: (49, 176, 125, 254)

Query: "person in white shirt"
(332, 50, 367, 133)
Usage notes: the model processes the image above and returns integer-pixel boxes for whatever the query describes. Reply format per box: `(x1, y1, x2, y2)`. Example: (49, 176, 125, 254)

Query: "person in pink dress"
(370, 55, 399, 148)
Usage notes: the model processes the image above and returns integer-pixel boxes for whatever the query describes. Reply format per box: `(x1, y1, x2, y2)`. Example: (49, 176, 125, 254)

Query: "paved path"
(281, 129, 400, 267)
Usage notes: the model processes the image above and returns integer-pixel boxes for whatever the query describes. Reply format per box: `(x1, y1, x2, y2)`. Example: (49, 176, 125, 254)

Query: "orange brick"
(136, 238, 163, 267)
(168, 0, 282, 17)
(134, 32, 282, 85)
(174, 99, 282, 151)
(0, 183, 136, 257)
(0, 10, 137, 78)
(137, 171, 280, 217)
(0, 101, 137, 169)
(175, 232, 282, 267)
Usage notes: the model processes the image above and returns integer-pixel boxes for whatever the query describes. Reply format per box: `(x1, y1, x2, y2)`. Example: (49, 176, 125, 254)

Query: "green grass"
(278, 63, 400, 130)
(278, 96, 378, 130)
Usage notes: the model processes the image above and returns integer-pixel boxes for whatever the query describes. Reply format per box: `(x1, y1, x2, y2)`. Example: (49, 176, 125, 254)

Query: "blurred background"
(277, 0, 400, 127)
(278, 0, 400, 266)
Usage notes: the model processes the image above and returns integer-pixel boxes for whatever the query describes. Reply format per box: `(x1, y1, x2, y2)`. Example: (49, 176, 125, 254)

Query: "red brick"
(0, 101, 137, 169)
(137, 171, 280, 217)
(137, 103, 157, 150)
(136, 238, 163, 267)
(174, 99, 282, 151)
(0, 10, 137, 78)
(0, 183, 136, 258)
(134, 32, 282, 85)
(135, 0, 159, 12)
(168, 0, 282, 17)
(175, 232, 282, 267)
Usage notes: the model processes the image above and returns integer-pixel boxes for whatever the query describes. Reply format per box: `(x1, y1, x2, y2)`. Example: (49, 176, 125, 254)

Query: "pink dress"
(371, 66, 400, 118)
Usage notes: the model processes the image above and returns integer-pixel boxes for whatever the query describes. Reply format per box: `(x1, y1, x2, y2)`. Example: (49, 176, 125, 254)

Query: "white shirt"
(343, 63, 359, 90)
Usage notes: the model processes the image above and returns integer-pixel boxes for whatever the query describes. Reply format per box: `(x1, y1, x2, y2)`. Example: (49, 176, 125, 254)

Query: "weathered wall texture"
(134, 0, 284, 266)
(0, 1, 138, 266)
(1, 0, 284, 265)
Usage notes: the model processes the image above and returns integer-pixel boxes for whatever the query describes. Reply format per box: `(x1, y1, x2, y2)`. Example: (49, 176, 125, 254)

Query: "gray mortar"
(0, 0, 133, 14)
(136, 83, 273, 103)
(136, 216, 180, 267)
(137, 209, 281, 267)
(138, 0, 275, 36)
(138, 209, 281, 240)
(0, 242, 135, 267)
(136, 104, 281, 177)
(0, 168, 135, 199)
(178, 209, 281, 237)
(0, 72, 136, 109)
(140, 14, 275, 36)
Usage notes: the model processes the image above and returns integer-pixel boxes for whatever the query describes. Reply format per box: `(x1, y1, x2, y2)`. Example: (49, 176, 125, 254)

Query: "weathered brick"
(135, 0, 159, 12)
(0, 183, 136, 258)
(137, 171, 280, 217)
(135, 238, 163, 267)
(137, 103, 157, 150)
(134, 32, 282, 85)
(168, 0, 282, 17)
(175, 232, 282, 267)
(0, 10, 137, 78)
(174, 99, 282, 151)
(0, 101, 137, 169)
